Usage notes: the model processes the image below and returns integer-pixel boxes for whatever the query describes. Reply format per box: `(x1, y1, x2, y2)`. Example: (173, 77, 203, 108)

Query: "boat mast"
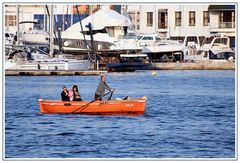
(87, 22, 97, 70)
(16, 5, 20, 46)
(75, 5, 91, 58)
(49, 5, 54, 58)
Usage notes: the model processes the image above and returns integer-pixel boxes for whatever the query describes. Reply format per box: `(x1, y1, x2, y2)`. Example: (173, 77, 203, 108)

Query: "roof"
(208, 5, 235, 11)
(66, 8, 131, 32)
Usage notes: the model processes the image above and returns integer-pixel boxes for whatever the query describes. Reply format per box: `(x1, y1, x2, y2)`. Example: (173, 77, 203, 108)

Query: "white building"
(4, 5, 78, 34)
(208, 5, 235, 37)
(4, 4, 119, 34)
(124, 4, 235, 47)
(5, 4, 236, 47)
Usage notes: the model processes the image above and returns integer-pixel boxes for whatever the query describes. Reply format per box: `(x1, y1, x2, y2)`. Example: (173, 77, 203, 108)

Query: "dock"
(5, 70, 107, 76)
(5, 61, 235, 76)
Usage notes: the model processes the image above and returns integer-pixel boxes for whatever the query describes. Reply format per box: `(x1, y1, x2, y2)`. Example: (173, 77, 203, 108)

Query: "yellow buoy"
(151, 71, 157, 76)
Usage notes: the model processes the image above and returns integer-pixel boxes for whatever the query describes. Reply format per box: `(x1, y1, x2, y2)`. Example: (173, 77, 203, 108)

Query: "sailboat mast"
(49, 5, 54, 57)
(16, 5, 20, 46)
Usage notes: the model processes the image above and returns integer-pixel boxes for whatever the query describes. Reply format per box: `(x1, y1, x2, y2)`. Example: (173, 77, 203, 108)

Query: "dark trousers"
(95, 94, 102, 101)
(73, 98, 82, 101)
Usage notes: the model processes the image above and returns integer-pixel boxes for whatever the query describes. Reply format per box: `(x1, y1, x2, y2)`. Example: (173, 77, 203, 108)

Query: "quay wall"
(5, 62, 235, 76)
(5, 70, 107, 76)
(152, 61, 235, 70)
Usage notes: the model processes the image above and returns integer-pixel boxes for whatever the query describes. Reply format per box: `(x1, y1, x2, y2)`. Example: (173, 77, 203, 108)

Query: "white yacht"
(5, 52, 90, 71)
(60, 8, 142, 55)
(19, 30, 50, 45)
(18, 21, 50, 45)
(185, 34, 235, 62)
(137, 34, 183, 62)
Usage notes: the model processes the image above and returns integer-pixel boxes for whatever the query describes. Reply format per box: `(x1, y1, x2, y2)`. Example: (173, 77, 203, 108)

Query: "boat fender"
(64, 103, 71, 106)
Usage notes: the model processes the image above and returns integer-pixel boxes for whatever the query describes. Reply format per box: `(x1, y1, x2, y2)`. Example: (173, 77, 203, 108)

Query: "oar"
(122, 90, 133, 100)
(71, 91, 112, 113)
(122, 95, 129, 100)
(108, 89, 115, 100)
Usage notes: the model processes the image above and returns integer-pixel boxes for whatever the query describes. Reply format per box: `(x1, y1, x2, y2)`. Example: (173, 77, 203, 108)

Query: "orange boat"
(39, 96, 147, 115)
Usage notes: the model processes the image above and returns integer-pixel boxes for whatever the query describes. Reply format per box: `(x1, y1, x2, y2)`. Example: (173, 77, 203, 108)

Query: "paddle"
(71, 91, 113, 113)
(108, 89, 115, 100)
(122, 95, 130, 100)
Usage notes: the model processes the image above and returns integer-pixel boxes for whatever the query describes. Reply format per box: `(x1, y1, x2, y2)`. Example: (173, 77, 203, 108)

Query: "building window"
(219, 11, 235, 28)
(203, 11, 209, 26)
(128, 11, 140, 30)
(189, 11, 196, 26)
(147, 12, 153, 27)
(175, 12, 181, 26)
(5, 15, 16, 26)
(128, 11, 134, 30)
(136, 11, 140, 30)
(158, 9, 168, 29)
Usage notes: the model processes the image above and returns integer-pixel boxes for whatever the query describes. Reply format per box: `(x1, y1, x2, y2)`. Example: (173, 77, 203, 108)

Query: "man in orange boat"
(95, 75, 114, 101)
(61, 86, 70, 101)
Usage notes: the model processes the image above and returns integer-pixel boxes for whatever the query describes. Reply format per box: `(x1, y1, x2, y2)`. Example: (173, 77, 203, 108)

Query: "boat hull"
(39, 97, 147, 115)
(5, 60, 90, 71)
(20, 33, 50, 44)
(142, 44, 183, 54)
(107, 63, 152, 72)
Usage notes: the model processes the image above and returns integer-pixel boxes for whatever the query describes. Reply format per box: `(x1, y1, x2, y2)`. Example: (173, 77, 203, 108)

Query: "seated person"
(61, 86, 70, 101)
(72, 85, 83, 101)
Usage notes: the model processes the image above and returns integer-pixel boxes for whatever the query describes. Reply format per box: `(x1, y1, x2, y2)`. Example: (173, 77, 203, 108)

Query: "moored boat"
(137, 34, 183, 62)
(184, 34, 235, 62)
(39, 96, 147, 115)
(5, 51, 90, 71)
(107, 54, 152, 72)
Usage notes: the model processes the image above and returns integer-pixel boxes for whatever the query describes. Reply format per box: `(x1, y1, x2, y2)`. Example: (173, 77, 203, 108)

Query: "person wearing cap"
(61, 86, 70, 101)
(95, 75, 114, 100)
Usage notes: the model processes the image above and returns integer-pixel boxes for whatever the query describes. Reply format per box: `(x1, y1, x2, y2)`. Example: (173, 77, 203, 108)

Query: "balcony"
(218, 22, 235, 28)
(209, 21, 235, 37)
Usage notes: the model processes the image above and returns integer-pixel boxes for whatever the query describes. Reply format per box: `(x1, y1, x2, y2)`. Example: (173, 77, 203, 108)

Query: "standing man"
(95, 75, 114, 100)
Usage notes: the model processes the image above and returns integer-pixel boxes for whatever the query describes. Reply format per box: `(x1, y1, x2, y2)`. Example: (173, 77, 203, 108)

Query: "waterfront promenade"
(5, 61, 235, 76)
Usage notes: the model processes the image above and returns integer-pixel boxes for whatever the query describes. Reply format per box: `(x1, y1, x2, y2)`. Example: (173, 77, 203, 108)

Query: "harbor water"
(5, 70, 235, 158)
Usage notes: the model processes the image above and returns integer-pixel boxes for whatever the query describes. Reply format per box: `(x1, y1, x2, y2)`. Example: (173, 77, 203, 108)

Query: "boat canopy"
(66, 8, 131, 32)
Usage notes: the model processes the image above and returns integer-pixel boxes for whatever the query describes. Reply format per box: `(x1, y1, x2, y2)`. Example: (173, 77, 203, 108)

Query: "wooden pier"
(5, 70, 107, 76)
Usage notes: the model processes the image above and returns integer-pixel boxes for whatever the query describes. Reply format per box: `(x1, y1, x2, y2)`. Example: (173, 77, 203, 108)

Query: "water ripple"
(5, 70, 235, 158)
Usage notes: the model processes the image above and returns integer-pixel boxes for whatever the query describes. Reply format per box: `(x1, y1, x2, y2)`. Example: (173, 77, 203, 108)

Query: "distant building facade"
(123, 4, 235, 47)
(4, 4, 121, 33)
(5, 4, 236, 47)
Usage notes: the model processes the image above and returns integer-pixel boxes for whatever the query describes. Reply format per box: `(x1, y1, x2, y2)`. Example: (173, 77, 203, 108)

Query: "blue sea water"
(4, 70, 235, 159)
